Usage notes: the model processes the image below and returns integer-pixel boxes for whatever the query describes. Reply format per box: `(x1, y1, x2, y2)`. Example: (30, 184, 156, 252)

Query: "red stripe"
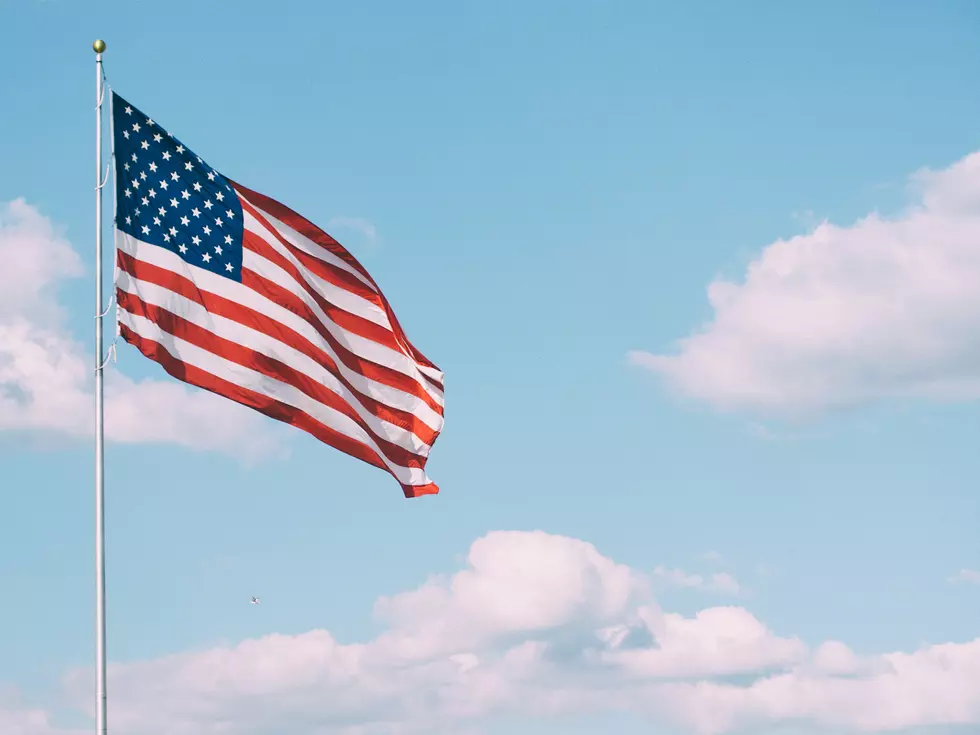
(118, 323, 436, 498)
(403, 482, 439, 498)
(118, 249, 444, 424)
(117, 290, 428, 471)
(230, 181, 444, 383)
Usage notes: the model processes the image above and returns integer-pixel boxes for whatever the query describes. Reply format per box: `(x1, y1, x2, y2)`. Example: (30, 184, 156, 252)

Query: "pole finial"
(93, 39, 106, 54)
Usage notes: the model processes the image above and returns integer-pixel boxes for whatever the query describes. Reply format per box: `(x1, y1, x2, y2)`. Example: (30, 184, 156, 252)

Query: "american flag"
(110, 92, 444, 497)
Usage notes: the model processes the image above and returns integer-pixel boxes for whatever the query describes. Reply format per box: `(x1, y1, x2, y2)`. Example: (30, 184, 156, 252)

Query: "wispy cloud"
(653, 565, 741, 595)
(328, 215, 378, 245)
(949, 569, 980, 586)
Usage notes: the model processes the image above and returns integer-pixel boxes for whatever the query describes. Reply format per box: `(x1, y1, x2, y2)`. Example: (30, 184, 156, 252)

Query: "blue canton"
(112, 92, 244, 282)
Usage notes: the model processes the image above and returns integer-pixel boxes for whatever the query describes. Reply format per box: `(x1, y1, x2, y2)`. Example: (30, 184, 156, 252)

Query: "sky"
(2, 0, 980, 733)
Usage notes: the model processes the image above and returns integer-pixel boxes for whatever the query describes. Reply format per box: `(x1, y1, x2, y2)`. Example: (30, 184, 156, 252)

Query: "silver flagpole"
(93, 38, 109, 735)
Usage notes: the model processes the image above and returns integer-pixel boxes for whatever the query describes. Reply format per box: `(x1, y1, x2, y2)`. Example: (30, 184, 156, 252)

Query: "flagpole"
(93, 38, 109, 735)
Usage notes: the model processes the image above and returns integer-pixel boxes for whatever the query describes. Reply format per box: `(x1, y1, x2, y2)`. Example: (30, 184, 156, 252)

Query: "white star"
(163, 233, 171, 242)
(139, 171, 147, 181)
(179, 243, 188, 254)
(203, 225, 212, 235)
(215, 217, 223, 227)
(169, 227, 178, 236)
(131, 153, 138, 162)
(159, 180, 169, 190)
(124, 106, 132, 115)
(215, 245, 223, 255)
(162, 151, 171, 161)
(202, 252, 212, 263)
(180, 216, 190, 226)
(185, 161, 193, 171)
(191, 208, 201, 217)
(225, 263, 234, 272)
(122, 130, 130, 139)
(197, 156, 203, 163)
(141, 196, 149, 206)
(141, 225, 150, 235)
(125, 216, 131, 225)
(204, 200, 213, 209)
(148, 162, 158, 172)
(140, 140, 149, 150)
(215, 191, 224, 202)
(176, 145, 184, 154)
(170, 198, 179, 208)
(181, 190, 191, 200)
(124, 189, 132, 198)
(135, 207, 142, 216)
(171, 172, 180, 182)
(207, 171, 216, 181)
(132, 180, 140, 190)
(124, 163, 130, 172)
(192, 235, 201, 246)
(132, 122, 140, 132)
(158, 207, 166, 216)
(153, 216, 161, 226)
(153, 133, 162, 142)
(226, 210, 235, 219)
(224, 235, 232, 244)
(193, 182, 202, 192)
(148, 189, 157, 198)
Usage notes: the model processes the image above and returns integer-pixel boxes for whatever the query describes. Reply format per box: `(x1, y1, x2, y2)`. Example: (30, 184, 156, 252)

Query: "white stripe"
(117, 307, 432, 487)
(242, 210, 391, 329)
(116, 231, 445, 416)
(116, 270, 434, 456)
(236, 190, 377, 291)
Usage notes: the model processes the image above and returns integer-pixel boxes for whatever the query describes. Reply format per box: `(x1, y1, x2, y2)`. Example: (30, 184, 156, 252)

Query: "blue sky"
(2, 1, 980, 733)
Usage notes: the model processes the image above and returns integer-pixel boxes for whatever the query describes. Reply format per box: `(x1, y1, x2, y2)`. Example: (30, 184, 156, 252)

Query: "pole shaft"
(94, 51, 108, 735)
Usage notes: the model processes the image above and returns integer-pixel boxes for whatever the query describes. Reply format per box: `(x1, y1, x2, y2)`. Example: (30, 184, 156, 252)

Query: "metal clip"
(96, 340, 117, 372)
(96, 293, 115, 319)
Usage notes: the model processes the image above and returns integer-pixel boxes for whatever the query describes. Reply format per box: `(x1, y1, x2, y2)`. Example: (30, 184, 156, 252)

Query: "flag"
(110, 92, 444, 497)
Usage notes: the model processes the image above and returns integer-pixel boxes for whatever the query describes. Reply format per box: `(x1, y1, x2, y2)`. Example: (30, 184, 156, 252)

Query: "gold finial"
(93, 39, 106, 54)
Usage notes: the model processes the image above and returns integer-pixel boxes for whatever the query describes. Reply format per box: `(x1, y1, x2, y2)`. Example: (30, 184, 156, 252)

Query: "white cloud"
(656, 639, 980, 734)
(630, 150, 980, 416)
(949, 568, 980, 585)
(653, 565, 741, 594)
(0, 707, 81, 735)
(0, 198, 283, 458)
(45, 529, 980, 735)
(328, 216, 378, 245)
(0, 687, 82, 735)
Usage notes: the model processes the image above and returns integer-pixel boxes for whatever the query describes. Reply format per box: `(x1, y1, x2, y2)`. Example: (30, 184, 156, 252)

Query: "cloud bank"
(0, 198, 283, 458)
(631, 151, 980, 417)
(36, 530, 979, 735)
